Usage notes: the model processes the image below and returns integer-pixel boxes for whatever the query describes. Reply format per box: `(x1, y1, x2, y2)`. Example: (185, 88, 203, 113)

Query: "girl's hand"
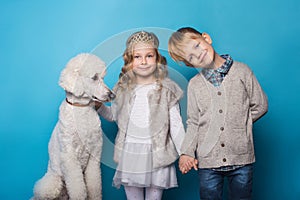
(94, 101, 102, 110)
(179, 155, 198, 174)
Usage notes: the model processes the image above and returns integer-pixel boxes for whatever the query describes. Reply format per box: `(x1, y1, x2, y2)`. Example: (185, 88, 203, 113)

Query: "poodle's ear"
(59, 67, 84, 97)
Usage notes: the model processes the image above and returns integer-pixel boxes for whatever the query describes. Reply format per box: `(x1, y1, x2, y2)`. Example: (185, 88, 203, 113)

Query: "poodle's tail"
(32, 172, 63, 200)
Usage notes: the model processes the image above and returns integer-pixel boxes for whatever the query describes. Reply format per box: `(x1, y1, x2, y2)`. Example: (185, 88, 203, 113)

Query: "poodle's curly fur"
(32, 53, 113, 200)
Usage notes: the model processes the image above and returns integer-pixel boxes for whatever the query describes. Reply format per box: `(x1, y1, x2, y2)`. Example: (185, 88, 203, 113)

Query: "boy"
(168, 27, 268, 200)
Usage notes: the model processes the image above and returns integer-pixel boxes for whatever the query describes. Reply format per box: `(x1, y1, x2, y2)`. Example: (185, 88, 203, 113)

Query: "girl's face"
(132, 42, 157, 84)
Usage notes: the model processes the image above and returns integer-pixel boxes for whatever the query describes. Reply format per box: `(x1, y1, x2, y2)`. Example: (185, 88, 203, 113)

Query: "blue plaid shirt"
(202, 54, 233, 87)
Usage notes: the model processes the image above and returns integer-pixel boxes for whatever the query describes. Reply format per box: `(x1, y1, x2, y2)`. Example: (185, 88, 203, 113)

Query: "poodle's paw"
(88, 192, 102, 200)
(68, 190, 87, 200)
(33, 173, 63, 199)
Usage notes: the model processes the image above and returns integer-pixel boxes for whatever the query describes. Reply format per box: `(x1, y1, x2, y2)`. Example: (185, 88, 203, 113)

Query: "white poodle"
(32, 53, 114, 200)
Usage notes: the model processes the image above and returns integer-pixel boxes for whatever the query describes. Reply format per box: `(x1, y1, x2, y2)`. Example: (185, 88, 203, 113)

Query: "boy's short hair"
(177, 27, 202, 35)
(168, 27, 202, 67)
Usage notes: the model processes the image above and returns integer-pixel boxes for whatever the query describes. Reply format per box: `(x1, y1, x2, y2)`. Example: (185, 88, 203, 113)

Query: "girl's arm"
(170, 103, 198, 173)
(169, 103, 185, 155)
(96, 103, 114, 122)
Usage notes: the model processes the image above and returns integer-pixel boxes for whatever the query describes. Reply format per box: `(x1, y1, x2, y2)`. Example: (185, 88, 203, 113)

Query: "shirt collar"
(202, 54, 233, 79)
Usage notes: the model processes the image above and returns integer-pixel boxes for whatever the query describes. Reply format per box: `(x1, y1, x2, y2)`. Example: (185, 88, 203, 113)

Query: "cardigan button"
(219, 109, 223, 113)
(223, 158, 227, 162)
(217, 91, 222, 95)
(221, 143, 225, 147)
(220, 127, 224, 131)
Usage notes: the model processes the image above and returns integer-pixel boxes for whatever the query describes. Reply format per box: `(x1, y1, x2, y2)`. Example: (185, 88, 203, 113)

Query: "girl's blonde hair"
(118, 31, 167, 89)
(168, 27, 202, 67)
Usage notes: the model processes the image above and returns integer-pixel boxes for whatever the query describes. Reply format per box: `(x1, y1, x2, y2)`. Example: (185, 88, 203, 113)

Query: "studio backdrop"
(1, 0, 299, 199)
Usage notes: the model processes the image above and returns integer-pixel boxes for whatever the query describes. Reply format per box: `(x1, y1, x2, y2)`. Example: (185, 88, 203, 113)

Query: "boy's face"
(182, 33, 215, 69)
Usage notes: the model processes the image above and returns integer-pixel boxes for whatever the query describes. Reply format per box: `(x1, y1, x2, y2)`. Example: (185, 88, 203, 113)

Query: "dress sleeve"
(97, 104, 114, 122)
(97, 83, 121, 122)
(169, 103, 185, 155)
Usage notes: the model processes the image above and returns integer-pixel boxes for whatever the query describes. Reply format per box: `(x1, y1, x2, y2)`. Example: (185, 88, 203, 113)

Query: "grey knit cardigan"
(181, 61, 268, 168)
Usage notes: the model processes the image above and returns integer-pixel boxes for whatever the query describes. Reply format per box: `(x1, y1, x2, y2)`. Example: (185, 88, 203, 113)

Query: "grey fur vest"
(112, 78, 183, 169)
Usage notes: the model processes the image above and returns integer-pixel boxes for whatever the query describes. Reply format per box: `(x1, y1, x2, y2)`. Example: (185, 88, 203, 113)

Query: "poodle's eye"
(91, 74, 99, 81)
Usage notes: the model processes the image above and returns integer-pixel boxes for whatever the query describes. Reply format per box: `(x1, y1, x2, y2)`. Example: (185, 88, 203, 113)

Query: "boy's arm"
(180, 82, 199, 158)
(248, 71, 268, 122)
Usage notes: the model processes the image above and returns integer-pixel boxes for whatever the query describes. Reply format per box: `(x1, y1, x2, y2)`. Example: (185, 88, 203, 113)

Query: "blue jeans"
(198, 164, 253, 200)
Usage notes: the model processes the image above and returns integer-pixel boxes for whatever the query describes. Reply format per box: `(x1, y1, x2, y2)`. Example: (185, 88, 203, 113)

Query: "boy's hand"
(179, 155, 198, 174)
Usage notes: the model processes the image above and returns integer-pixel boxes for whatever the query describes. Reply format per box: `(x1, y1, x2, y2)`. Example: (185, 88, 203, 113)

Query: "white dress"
(112, 84, 185, 189)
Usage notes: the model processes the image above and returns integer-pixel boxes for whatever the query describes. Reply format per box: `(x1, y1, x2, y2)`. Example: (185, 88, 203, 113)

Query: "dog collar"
(65, 98, 91, 107)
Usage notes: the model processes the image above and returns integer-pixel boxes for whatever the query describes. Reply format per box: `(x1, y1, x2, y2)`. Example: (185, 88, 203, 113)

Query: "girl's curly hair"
(118, 31, 168, 90)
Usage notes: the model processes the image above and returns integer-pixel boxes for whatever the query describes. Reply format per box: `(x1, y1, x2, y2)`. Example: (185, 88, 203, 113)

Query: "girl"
(98, 31, 185, 200)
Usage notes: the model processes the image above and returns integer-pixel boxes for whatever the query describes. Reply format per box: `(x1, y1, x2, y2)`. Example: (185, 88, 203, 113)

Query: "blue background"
(1, 0, 300, 199)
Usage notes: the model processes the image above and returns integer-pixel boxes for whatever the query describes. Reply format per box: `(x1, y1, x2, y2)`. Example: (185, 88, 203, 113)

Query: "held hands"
(179, 155, 198, 174)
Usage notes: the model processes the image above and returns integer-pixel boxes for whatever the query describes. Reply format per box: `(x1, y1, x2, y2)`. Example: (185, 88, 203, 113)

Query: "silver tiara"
(126, 31, 159, 48)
